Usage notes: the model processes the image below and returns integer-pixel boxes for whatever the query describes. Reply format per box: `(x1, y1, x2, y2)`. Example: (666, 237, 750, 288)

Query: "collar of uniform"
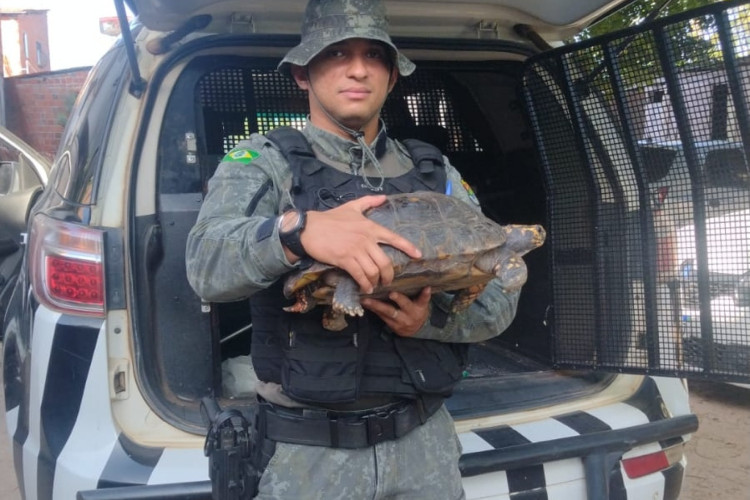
(302, 120, 389, 164)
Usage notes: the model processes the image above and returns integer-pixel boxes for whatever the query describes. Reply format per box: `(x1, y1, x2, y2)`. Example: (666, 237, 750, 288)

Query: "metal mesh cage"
(197, 65, 483, 156)
(523, 0, 750, 381)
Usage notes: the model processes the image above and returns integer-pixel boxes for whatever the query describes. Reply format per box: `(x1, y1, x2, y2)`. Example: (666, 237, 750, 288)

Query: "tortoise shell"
(282, 191, 545, 329)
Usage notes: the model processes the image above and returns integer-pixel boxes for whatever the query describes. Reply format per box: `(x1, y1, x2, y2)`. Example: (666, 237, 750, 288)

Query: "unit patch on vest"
(223, 149, 261, 164)
(461, 179, 480, 205)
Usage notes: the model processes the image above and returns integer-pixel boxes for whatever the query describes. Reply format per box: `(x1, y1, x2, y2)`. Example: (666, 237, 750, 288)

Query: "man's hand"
(299, 195, 422, 293)
(361, 288, 432, 337)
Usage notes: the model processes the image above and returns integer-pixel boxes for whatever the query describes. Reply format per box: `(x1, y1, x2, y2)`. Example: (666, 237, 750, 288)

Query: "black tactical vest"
(250, 127, 468, 404)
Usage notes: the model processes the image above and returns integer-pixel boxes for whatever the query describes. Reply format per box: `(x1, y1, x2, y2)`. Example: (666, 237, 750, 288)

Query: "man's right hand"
(295, 195, 422, 294)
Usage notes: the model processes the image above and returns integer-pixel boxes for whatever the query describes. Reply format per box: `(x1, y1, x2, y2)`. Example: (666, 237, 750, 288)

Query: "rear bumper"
(461, 413, 698, 499)
(77, 413, 697, 500)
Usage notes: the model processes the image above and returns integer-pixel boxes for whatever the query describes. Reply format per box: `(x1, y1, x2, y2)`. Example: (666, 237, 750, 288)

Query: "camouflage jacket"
(186, 122, 518, 343)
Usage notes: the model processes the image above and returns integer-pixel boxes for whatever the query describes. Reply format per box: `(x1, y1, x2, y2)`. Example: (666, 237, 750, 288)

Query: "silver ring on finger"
(391, 309, 399, 319)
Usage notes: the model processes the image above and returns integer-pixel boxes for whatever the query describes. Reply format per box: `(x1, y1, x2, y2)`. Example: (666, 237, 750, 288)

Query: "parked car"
(638, 139, 749, 226)
(4, 1, 749, 499)
(0, 127, 50, 340)
(636, 139, 749, 375)
(676, 207, 750, 384)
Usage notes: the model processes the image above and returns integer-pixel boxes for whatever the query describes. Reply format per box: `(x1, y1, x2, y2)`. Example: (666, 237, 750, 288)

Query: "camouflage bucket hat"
(278, 0, 415, 77)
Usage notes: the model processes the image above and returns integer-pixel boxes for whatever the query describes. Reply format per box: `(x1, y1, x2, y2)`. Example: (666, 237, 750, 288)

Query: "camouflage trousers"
(254, 404, 465, 500)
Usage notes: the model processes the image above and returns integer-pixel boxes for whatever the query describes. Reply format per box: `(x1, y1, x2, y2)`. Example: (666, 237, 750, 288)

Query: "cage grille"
(523, 0, 750, 381)
(198, 66, 483, 156)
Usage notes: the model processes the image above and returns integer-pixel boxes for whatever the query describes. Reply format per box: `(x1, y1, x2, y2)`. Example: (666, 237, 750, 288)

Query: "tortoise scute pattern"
(283, 191, 545, 331)
(366, 194, 507, 268)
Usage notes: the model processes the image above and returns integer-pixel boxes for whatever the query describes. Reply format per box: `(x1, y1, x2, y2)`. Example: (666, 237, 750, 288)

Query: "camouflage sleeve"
(412, 160, 520, 343)
(185, 135, 296, 302)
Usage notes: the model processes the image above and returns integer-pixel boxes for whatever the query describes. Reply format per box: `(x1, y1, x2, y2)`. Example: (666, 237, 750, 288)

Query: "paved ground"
(0, 346, 747, 499)
(681, 380, 750, 499)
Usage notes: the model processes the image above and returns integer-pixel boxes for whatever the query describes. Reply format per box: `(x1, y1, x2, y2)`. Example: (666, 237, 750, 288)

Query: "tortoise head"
(503, 224, 546, 254)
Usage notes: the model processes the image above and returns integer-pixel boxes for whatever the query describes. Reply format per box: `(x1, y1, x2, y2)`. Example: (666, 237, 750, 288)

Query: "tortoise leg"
(282, 289, 317, 313)
(449, 283, 487, 313)
(332, 276, 364, 317)
(322, 307, 349, 331)
(495, 255, 528, 293)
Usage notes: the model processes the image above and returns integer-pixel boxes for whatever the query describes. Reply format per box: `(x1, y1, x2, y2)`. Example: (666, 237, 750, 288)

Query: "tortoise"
(282, 191, 546, 331)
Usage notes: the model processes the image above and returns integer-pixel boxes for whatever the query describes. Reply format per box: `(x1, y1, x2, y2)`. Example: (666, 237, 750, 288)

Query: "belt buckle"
(365, 409, 397, 445)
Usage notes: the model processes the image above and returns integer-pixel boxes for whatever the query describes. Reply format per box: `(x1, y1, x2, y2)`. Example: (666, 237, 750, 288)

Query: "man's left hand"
(361, 287, 432, 337)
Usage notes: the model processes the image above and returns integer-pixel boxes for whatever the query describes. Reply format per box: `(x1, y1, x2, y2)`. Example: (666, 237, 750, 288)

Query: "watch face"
(279, 209, 308, 258)
(281, 209, 304, 235)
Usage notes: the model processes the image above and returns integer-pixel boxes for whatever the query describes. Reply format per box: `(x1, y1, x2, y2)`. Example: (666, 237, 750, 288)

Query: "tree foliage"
(569, 0, 738, 91)
(580, 0, 725, 39)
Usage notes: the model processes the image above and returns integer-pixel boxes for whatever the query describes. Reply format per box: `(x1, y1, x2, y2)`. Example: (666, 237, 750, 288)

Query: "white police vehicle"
(3, 1, 750, 499)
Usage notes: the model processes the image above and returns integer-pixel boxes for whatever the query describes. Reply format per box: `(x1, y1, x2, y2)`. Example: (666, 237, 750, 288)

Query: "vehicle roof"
(131, 0, 633, 42)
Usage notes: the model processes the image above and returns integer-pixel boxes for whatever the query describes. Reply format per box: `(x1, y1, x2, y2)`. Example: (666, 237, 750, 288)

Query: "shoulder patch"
(461, 179, 480, 205)
(223, 148, 261, 164)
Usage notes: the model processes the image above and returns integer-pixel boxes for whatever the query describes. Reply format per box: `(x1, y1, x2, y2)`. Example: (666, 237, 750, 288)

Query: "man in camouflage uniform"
(186, 1, 520, 498)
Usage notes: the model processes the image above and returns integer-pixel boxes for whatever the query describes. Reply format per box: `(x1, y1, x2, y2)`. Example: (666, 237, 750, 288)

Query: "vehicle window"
(50, 45, 127, 210)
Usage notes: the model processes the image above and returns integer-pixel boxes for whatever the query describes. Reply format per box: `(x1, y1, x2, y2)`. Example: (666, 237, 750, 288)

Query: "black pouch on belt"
(393, 337, 467, 396)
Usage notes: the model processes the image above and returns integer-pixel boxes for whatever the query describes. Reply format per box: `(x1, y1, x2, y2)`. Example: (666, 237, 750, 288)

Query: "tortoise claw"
(331, 277, 364, 317)
(496, 256, 528, 293)
(282, 289, 316, 313)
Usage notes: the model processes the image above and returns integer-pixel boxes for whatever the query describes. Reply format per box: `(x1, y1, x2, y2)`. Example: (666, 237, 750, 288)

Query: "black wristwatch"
(278, 209, 308, 258)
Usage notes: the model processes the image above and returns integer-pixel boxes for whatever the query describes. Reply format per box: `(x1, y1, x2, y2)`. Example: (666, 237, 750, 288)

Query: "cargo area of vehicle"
(132, 46, 612, 432)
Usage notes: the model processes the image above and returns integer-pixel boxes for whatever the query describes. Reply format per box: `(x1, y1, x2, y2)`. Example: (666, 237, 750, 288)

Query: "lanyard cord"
(307, 74, 386, 192)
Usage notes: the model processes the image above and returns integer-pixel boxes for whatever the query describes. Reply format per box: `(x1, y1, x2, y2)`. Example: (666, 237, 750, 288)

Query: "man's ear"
(387, 67, 398, 93)
(291, 65, 310, 90)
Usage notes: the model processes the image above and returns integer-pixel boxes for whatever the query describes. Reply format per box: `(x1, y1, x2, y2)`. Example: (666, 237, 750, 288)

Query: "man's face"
(293, 38, 398, 139)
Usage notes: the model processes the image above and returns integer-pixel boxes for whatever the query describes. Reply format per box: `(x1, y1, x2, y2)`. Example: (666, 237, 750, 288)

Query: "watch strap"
(279, 209, 308, 258)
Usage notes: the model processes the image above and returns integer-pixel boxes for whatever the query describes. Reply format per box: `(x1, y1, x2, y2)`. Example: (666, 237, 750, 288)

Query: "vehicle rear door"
(522, 0, 750, 383)
(0, 127, 50, 329)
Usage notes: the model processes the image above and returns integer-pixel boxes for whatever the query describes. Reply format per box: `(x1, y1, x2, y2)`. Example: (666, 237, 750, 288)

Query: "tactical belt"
(258, 396, 444, 449)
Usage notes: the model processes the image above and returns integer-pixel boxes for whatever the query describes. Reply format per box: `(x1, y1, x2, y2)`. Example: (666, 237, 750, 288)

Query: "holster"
(201, 398, 260, 500)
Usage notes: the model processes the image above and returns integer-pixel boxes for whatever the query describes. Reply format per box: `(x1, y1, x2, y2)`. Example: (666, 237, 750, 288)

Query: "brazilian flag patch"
(223, 149, 261, 164)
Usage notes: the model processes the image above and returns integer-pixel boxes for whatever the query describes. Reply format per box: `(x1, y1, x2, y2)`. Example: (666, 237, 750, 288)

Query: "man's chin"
(336, 112, 381, 133)
(338, 119, 367, 132)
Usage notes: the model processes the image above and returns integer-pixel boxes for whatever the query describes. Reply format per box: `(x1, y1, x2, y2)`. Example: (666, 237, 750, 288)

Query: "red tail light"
(29, 213, 106, 317)
(621, 444, 683, 479)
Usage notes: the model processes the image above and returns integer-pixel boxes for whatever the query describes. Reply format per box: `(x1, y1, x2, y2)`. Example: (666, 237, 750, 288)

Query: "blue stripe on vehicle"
(555, 411, 612, 434)
(475, 425, 531, 448)
(36, 315, 102, 500)
(97, 433, 164, 489)
(474, 426, 548, 498)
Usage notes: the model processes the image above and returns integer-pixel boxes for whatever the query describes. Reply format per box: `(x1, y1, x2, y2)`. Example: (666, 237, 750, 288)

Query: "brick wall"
(14, 11, 50, 74)
(5, 66, 90, 159)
